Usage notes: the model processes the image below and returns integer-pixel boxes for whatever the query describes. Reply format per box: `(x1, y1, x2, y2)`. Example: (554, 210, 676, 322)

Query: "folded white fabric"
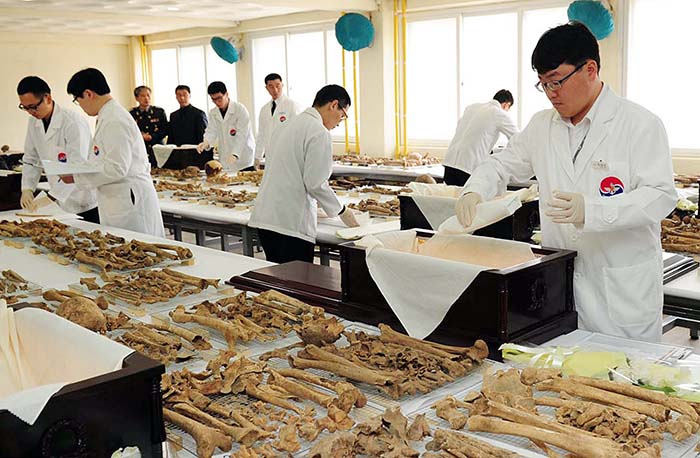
(355, 230, 535, 339)
(152, 144, 176, 168)
(438, 192, 522, 235)
(336, 220, 401, 240)
(0, 301, 133, 425)
(407, 182, 462, 197)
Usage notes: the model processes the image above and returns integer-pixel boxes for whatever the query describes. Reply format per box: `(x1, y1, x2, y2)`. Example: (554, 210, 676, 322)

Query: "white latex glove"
(196, 140, 210, 154)
(545, 190, 585, 225)
(20, 189, 37, 212)
(338, 206, 360, 228)
(455, 192, 482, 227)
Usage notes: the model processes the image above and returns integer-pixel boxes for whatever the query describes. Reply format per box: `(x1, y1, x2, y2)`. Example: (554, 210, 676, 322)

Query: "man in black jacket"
(165, 85, 211, 169)
(129, 85, 167, 168)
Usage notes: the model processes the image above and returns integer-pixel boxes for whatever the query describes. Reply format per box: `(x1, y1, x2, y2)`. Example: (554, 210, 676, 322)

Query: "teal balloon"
(210, 37, 239, 64)
(567, 0, 615, 40)
(335, 13, 375, 51)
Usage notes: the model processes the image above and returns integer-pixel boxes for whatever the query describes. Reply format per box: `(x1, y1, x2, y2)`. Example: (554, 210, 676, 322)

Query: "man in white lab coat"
(197, 81, 255, 172)
(254, 73, 302, 168)
(65, 68, 165, 237)
(443, 89, 519, 186)
(250, 85, 360, 263)
(17, 76, 99, 222)
(456, 22, 676, 341)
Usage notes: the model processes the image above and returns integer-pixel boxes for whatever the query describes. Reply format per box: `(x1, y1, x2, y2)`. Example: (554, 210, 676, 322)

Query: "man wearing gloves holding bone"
(455, 22, 676, 341)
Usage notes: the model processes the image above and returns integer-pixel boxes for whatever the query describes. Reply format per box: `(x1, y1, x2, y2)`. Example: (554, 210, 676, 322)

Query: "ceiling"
(0, 0, 377, 36)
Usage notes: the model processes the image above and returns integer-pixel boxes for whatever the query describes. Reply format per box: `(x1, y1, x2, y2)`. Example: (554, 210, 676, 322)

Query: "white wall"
(0, 32, 133, 150)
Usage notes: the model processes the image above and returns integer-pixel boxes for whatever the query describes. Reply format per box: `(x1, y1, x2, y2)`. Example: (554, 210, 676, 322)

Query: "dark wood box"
(398, 194, 540, 242)
(0, 173, 22, 212)
(0, 333, 165, 458)
(339, 234, 577, 358)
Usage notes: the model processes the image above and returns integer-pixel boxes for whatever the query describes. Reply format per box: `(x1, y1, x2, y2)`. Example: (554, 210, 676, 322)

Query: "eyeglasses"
(339, 105, 348, 120)
(72, 90, 86, 105)
(535, 61, 586, 93)
(18, 95, 45, 112)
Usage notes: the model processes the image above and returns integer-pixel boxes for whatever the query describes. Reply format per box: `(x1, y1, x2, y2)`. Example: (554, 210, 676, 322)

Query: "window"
(325, 30, 359, 139)
(251, 35, 286, 122)
(287, 31, 326, 108)
(461, 13, 518, 110)
(150, 48, 179, 116)
(520, 7, 569, 127)
(404, 4, 568, 145)
(149, 43, 238, 118)
(627, 0, 700, 151)
(179, 46, 206, 113)
(250, 28, 358, 141)
(406, 17, 458, 142)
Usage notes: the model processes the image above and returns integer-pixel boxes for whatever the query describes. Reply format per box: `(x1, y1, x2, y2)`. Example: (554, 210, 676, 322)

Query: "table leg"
(319, 245, 330, 266)
(241, 227, 254, 257)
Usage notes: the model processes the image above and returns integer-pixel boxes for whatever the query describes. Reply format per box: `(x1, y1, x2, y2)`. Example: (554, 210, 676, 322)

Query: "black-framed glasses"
(339, 105, 348, 120)
(535, 61, 587, 93)
(18, 95, 45, 112)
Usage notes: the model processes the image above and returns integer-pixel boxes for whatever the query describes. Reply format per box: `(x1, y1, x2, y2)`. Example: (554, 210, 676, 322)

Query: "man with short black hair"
(197, 81, 255, 171)
(250, 84, 360, 263)
(254, 73, 301, 167)
(456, 22, 677, 341)
(443, 89, 518, 186)
(66, 68, 165, 237)
(129, 85, 168, 168)
(165, 85, 210, 169)
(16, 76, 98, 222)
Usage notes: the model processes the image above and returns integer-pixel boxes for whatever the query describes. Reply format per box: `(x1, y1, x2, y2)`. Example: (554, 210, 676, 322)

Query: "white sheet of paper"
(41, 159, 101, 176)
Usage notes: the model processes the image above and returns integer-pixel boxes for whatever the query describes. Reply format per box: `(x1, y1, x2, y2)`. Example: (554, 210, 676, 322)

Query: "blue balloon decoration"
(335, 13, 375, 51)
(567, 0, 614, 40)
(210, 37, 239, 64)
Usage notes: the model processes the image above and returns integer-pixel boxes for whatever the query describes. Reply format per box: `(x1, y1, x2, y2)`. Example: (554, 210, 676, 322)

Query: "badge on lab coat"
(592, 159, 609, 171)
(229, 128, 237, 136)
(599, 176, 624, 197)
(93, 145, 100, 156)
(280, 115, 287, 122)
(57, 151, 67, 163)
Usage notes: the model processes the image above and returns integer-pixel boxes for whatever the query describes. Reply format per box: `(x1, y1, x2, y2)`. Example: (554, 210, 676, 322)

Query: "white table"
(156, 184, 400, 263)
(332, 163, 444, 181)
(0, 210, 273, 288)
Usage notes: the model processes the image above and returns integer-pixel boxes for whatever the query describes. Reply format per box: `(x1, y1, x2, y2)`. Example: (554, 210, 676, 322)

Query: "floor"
(172, 231, 700, 352)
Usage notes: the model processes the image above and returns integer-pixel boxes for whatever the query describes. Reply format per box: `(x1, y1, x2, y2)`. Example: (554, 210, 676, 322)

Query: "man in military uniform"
(129, 85, 168, 168)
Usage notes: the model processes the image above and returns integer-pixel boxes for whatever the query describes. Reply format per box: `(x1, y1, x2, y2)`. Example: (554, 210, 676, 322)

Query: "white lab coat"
(463, 85, 677, 342)
(203, 102, 255, 171)
(444, 100, 518, 174)
(255, 95, 302, 161)
(74, 99, 165, 237)
(250, 108, 343, 243)
(21, 103, 97, 214)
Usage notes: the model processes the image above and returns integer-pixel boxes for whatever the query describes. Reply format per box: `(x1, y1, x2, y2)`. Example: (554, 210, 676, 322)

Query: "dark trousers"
(77, 207, 100, 224)
(258, 228, 315, 264)
(443, 166, 471, 187)
(239, 165, 256, 172)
